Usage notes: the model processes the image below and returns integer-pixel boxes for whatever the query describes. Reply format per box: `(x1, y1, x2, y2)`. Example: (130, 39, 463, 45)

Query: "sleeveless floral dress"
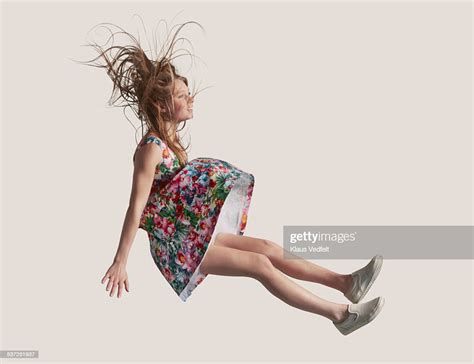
(133, 134, 255, 302)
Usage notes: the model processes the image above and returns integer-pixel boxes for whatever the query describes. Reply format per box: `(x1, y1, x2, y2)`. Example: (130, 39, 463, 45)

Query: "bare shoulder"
(133, 136, 163, 168)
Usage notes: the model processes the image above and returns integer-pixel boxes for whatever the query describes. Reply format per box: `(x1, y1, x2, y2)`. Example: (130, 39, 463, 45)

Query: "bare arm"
(112, 143, 163, 265)
(101, 141, 163, 298)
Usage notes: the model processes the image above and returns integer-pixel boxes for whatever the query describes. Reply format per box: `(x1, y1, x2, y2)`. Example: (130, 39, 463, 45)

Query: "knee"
(252, 253, 275, 281)
(261, 239, 281, 257)
(215, 232, 224, 244)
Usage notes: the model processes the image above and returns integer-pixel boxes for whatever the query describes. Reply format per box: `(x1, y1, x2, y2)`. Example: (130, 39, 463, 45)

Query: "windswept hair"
(75, 18, 207, 167)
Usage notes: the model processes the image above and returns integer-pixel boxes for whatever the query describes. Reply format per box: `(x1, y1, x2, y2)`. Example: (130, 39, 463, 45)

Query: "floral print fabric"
(134, 135, 255, 302)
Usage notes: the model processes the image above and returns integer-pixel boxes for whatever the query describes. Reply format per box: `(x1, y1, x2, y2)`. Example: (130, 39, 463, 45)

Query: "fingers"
(103, 277, 128, 298)
(108, 279, 116, 297)
(117, 282, 123, 298)
(101, 272, 110, 284)
(101, 267, 129, 298)
(106, 277, 113, 293)
(106, 279, 115, 297)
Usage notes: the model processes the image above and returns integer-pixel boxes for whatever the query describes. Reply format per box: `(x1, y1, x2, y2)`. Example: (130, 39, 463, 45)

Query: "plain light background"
(1, 0, 472, 362)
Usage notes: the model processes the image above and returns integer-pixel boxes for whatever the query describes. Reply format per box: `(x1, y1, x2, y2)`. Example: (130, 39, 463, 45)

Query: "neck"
(165, 122, 178, 143)
(148, 122, 178, 143)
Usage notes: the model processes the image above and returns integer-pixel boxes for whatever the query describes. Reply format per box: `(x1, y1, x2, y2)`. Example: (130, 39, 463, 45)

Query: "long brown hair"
(76, 19, 207, 167)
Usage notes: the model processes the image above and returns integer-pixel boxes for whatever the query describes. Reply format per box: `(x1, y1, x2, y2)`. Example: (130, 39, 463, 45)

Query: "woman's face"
(171, 79, 194, 122)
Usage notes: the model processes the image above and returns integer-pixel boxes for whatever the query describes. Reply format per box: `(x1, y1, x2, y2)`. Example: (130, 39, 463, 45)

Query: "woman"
(82, 19, 385, 335)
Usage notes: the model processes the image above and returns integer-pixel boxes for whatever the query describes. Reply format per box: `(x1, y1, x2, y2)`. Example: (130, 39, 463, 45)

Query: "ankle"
(332, 304, 349, 323)
(340, 274, 353, 295)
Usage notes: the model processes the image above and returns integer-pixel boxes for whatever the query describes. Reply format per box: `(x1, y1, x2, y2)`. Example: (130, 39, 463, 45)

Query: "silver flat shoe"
(344, 254, 383, 304)
(333, 296, 385, 336)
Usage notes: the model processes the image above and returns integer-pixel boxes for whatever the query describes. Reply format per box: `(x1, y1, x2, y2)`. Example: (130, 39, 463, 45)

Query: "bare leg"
(214, 233, 353, 295)
(200, 244, 349, 323)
